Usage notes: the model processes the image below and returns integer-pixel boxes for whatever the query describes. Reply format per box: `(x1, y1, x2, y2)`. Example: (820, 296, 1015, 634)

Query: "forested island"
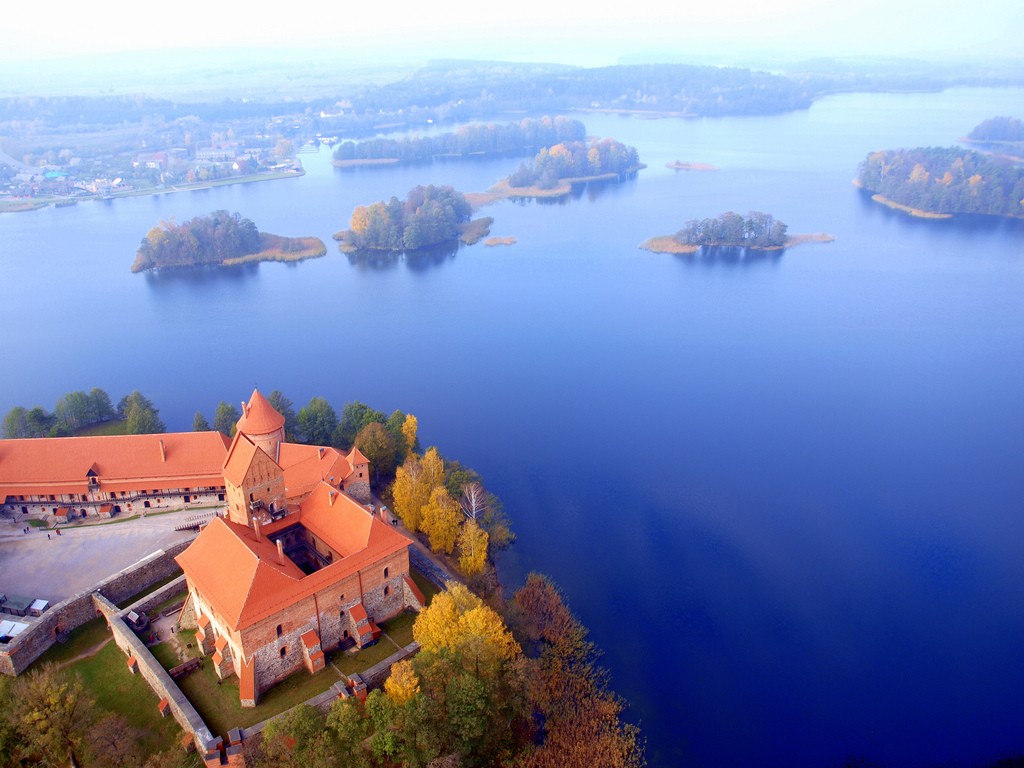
(332, 116, 586, 167)
(336, 185, 491, 252)
(966, 116, 1024, 147)
(856, 147, 1024, 218)
(131, 210, 326, 272)
(641, 211, 834, 254)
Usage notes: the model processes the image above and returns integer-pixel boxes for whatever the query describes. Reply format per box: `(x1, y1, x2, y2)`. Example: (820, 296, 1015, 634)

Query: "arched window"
(276, 624, 282, 637)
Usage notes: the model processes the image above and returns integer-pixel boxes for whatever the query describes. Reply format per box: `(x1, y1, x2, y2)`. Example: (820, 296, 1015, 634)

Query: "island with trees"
(641, 211, 834, 254)
(965, 116, 1024, 150)
(485, 137, 643, 199)
(856, 146, 1024, 219)
(332, 116, 587, 167)
(335, 184, 492, 252)
(130, 210, 326, 272)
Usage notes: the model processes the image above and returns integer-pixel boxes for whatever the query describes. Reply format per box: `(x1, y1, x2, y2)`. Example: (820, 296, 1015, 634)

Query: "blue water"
(3, 88, 1024, 767)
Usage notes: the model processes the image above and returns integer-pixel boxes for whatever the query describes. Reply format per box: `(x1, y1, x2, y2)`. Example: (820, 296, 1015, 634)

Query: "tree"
(267, 390, 299, 441)
(119, 391, 165, 434)
(213, 400, 240, 436)
(25, 406, 56, 437)
(413, 583, 520, 675)
(385, 658, 421, 705)
(54, 390, 92, 433)
(193, 411, 211, 431)
(421, 486, 462, 555)
(11, 664, 96, 766)
(458, 521, 489, 577)
(258, 704, 341, 768)
(392, 448, 445, 533)
(326, 697, 373, 768)
(401, 413, 419, 454)
(337, 401, 386, 448)
(297, 396, 338, 446)
(86, 713, 146, 768)
(2, 406, 29, 439)
(355, 421, 397, 487)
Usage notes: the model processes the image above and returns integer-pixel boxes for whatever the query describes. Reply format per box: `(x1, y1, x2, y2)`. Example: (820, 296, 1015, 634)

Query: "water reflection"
(673, 245, 785, 267)
(343, 240, 460, 272)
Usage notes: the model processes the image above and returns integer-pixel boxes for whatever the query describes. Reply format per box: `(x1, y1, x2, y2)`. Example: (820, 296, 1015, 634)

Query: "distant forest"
(857, 147, 1024, 217)
(676, 211, 788, 248)
(132, 210, 261, 271)
(346, 185, 472, 251)
(332, 116, 586, 164)
(967, 116, 1024, 144)
(508, 138, 641, 188)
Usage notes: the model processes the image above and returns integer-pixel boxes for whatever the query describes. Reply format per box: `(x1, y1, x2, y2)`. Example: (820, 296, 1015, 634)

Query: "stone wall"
(0, 542, 190, 676)
(94, 593, 216, 753)
(409, 546, 452, 591)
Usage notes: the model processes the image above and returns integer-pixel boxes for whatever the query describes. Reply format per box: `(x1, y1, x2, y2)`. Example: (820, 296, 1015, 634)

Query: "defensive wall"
(94, 592, 216, 753)
(0, 541, 190, 676)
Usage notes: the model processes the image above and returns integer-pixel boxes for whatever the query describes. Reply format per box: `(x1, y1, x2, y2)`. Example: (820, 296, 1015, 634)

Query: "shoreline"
(2, 168, 305, 215)
(474, 167, 645, 205)
(640, 232, 836, 254)
(132, 233, 326, 273)
(334, 216, 493, 254)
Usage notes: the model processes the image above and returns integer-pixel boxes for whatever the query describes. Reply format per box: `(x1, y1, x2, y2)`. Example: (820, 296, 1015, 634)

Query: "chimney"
(329, 490, 336, 507)
(253, 516, 261, 541)
(241, 400, 249, 416)
(277, 539, 285, 565)
(318, 447, 324, 458)
(158, 439, 166, 462)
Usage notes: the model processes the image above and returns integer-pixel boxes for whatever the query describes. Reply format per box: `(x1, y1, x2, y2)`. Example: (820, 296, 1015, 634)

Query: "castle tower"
(235, 389, 285, 463)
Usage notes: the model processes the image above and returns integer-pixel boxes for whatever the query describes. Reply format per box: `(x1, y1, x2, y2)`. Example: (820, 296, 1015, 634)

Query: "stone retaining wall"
(0, 541, 190, 676)
(409, 547, 451, 591)
(94, 593, 216, 753)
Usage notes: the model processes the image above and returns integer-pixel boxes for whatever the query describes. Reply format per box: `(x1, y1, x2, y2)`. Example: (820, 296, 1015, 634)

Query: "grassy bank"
(869, 193, 953, 219)
(221, 234, 327, 266)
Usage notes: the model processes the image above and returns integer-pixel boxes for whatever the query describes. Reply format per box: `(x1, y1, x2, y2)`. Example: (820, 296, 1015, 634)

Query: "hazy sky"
(3, 0, 1022, 64)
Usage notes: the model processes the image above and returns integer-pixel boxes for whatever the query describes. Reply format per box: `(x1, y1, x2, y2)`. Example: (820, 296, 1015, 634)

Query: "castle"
(0, 389, 423, 705)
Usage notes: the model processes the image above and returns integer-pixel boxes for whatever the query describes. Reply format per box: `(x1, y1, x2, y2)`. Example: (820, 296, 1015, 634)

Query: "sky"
(2, 0, 1022, 65)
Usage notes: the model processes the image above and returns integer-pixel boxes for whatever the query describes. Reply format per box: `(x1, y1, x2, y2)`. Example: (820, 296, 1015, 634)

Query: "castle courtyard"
(0, 510, 197, 603)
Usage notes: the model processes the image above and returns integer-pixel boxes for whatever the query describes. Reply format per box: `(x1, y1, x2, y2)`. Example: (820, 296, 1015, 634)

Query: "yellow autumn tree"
(457, 521, 489, 576)
(391, 448, 445, 533)
(421, 486, 461, 555)
(384, 659, 420, 705)
(401, 413, 418, 453)
(413, 583, 520, 678)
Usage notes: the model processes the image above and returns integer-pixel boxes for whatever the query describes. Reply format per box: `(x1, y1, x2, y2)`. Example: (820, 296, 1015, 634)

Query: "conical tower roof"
(236, 389, 285, 436)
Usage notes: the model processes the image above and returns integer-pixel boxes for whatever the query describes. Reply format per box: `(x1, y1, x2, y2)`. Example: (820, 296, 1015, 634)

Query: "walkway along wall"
(0, 541, 191, 676)
(94, 593, 216, 753)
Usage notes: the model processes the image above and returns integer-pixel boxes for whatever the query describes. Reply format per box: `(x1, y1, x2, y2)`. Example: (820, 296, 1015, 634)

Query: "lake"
(2, 87, 1024, 768)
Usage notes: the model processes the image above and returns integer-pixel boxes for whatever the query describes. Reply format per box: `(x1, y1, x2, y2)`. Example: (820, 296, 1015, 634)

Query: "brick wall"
(0, 542, 190, 676)
(94, 593, 217, 753)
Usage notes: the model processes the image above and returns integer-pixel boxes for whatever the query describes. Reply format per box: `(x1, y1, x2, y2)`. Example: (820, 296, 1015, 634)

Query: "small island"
(641, 211, 834, 254)
(334, 184, 492, 252)
(964, 116, 1024, 151)
(856, 146, 1024, 219)
(667, 160, 720, 171)
(131, 210, 326, 272)
(488, 138, 643, 200)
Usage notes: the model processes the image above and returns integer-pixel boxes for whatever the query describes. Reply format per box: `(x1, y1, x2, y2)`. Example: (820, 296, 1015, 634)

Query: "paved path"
(0, 510, 199, 603)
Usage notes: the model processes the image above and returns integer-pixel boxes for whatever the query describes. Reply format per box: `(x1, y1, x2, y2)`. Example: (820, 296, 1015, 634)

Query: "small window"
(276, 624, 282, 637)
(280, 646, 287, 657)
(384, 585, 390, 597)
(384, 567, 389, 578)
(340, 609, 345, 619)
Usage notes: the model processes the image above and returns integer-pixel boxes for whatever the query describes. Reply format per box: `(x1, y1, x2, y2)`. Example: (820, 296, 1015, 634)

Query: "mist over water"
(2, 87, 1024, 767)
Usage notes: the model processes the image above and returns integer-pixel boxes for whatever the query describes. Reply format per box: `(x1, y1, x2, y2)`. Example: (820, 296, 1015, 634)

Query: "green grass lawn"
(69, 641, 184, 755)
(30, 617, 110, 669)
(380, 610, 417, 648)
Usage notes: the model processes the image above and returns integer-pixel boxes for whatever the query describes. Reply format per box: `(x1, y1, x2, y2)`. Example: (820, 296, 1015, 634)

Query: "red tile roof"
(235, 389, 285, 436)
(300, 629, 320, 649)
(0, 432, 230, 498)
(177, 483, 409, 631)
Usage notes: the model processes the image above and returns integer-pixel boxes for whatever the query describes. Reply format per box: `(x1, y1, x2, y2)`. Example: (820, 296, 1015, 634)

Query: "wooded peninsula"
(856, 144, 1024, 218)
(131, 210, 325, 272)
